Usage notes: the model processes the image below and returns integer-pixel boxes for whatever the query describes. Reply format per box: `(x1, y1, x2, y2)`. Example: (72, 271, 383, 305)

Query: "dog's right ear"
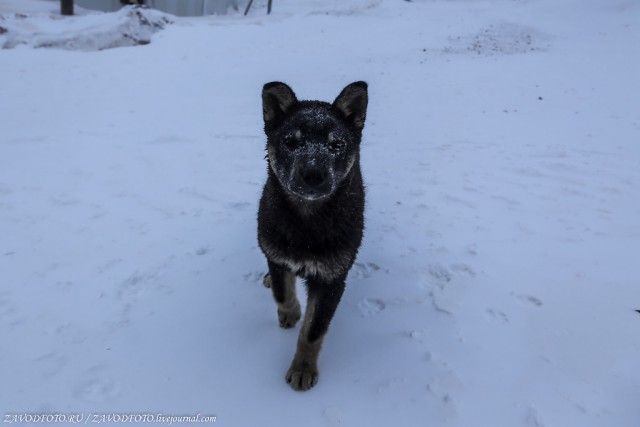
(262, 82, 298, 131)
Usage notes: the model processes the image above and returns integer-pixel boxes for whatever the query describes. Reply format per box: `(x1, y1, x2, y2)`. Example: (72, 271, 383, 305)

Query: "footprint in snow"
(514, 293, 544, 307)
(118, 272, 155, 303)
(227, 201, 251, 210)
(407, 329, 426, 342)
(450, 263, 477, 277)
(423, 263, 477, 290)
(425, 264, 452, 289)
(110, 271, 170, 328)
(526, 407, 546, 427)
(33, 352, 68, 379)
(243, 271, 265, 284)
(351, 261, 382, 280)
(466, 244, 478, 256)
(357, 298, 385, 317)
(73, 369, 121, 403)
(194, 246, 209, 256)
(485, 309, 509, 324)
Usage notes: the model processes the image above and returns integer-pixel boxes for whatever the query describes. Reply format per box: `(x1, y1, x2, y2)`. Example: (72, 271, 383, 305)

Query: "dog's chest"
(259, 230, 352, 281)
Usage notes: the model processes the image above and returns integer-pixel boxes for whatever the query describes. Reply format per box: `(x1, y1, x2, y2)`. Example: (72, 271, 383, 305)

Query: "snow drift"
(0, 6, 172, 50)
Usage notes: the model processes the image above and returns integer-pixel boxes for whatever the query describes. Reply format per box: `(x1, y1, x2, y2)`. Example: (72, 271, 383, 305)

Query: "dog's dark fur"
(257, 81, 368, 391)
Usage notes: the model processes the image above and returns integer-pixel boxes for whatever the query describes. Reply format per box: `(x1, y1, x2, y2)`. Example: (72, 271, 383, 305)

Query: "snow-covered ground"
(1, 0, 639, 425)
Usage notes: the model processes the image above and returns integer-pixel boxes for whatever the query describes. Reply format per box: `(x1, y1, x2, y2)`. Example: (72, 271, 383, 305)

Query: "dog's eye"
(283, 136, 299, 149)
(329, 139, 345, 154)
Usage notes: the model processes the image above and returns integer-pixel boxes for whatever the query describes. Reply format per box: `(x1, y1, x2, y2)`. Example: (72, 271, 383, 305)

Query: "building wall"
(74, 0, 237, 16)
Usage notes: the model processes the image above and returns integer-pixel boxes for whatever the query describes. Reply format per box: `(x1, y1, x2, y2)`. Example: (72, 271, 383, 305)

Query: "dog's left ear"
(333, 81, 368, 131)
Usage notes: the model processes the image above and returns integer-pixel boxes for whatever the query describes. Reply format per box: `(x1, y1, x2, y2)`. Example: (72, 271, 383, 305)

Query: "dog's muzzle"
(291, 156, 333, 200)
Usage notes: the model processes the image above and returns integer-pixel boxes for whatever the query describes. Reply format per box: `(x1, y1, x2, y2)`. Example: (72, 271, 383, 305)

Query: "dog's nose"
(300, 166, 326, 188)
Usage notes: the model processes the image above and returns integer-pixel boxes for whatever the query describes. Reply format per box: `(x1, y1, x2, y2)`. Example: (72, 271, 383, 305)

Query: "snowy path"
(1, 0, 639, 426)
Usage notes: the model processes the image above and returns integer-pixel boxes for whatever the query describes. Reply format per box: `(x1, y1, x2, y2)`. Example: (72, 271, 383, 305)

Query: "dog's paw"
(263, 273, 272, 288)
(286, 361, 319, 391)
(278, 302, 301, 329)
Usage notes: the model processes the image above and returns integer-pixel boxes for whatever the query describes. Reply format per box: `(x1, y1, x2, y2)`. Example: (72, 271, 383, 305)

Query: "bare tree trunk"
(61, 0, 73, 15)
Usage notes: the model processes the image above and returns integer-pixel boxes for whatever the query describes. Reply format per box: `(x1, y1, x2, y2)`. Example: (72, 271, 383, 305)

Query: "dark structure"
(61, 0, 73, 15)
(244, 0, 272, 15)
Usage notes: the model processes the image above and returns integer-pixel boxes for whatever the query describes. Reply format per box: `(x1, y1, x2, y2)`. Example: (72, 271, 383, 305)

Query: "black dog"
(257, 81, 368, 391)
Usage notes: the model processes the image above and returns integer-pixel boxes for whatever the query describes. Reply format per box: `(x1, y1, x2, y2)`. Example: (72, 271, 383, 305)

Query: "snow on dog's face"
(268, 106, 353, 201)
(262, 82, 368, 201)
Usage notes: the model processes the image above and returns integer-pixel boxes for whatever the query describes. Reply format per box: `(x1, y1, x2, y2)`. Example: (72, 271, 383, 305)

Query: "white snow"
(1, 0, 639, 426)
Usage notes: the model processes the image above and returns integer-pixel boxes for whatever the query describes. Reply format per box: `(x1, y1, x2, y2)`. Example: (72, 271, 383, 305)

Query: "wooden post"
(244, 0, 255, 16)
(61, 0, 73, 15)
(244, 0, 272, 16)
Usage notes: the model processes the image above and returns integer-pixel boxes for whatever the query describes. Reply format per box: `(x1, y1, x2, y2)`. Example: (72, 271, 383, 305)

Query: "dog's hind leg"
(286, 275, 346, 391)
(265, 261, 301, 329)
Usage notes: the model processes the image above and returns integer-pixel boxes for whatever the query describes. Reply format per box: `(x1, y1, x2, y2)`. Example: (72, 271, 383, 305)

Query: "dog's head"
(262, 81, 368, 202)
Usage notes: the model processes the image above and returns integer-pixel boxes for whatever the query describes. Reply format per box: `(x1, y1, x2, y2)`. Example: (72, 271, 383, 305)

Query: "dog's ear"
(333, 81, 368, 131)
(262, 82, 298, 130)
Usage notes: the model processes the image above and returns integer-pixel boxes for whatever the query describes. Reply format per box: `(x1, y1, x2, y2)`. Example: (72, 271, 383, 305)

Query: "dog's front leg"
(264, 260, 301, 329)
(286, 275, 346, 391)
